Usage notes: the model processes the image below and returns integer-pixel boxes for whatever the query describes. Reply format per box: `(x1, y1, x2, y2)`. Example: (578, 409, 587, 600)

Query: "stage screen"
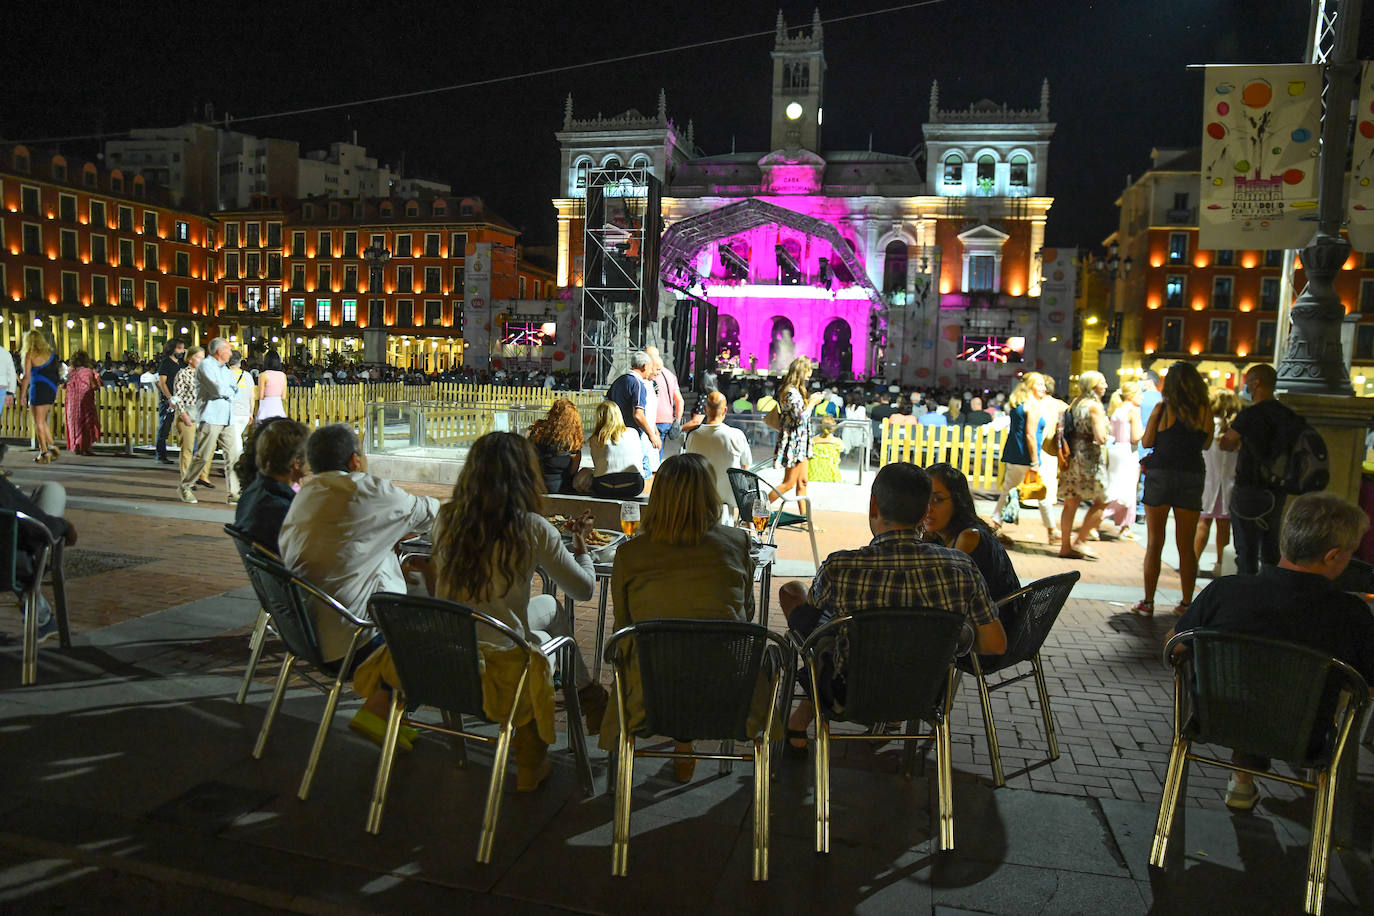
(502, 320, 557, 348)
(957, 333, 1025, 363)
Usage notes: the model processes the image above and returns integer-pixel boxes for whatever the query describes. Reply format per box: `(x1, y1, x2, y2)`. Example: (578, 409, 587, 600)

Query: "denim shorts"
(1142, 467, 1205, 511)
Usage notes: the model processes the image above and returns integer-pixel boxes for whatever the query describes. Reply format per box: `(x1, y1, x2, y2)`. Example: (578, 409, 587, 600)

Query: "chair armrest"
(995, 584, 1033, 608)
(540, 634, 574, 656)
(291, 575, 375, 630)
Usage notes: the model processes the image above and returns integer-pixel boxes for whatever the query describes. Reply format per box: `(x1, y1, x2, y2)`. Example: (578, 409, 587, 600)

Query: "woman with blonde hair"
(587, 400, 644, 498)
(601, 452, 754, 781)
(427, 432, 605, 790)
(1194, 387, 1241, 577)
(991, 372, 1049, 542)
(18, 330, 61, 462)
(1099, 380, 1144, 539)
(772, 356, 826, 503)
(1135, 362, 1213, 615)
(1058, 370, 1110, 559)
(527, 397, 584, 495)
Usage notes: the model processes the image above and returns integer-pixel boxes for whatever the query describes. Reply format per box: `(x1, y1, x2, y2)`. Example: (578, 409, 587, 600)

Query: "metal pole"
(1276, 0, 1362, 394)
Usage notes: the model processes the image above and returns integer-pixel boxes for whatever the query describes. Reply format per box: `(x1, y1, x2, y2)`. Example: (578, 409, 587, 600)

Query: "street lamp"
(1090, 242, 1133, 389)
(362, 243, 392, 365)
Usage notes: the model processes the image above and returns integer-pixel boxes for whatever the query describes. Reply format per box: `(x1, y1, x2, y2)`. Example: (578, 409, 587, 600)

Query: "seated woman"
(586, 400, 644, 499)
(600, 453, 755, 782)
(427, 432, 606, 791)
(527, 398, 584, 495)
(233, 418, 309, 553)
(923, 463, 1024, 640)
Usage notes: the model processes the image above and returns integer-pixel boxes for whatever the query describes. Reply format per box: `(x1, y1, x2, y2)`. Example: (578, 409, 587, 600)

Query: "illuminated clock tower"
(769, 10, 825, 152)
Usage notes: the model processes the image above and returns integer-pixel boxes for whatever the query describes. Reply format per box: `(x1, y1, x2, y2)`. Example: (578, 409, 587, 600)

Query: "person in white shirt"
(586, 401, 645, 498)
(685, 391, 753, 523)
(278, 424, 440, 743)
(0, 347, 16, 410)
(227, 351, 255, 446)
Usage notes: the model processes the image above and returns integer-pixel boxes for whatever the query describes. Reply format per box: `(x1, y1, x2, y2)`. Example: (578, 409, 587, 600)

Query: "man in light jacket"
(179, 338, 242, 505)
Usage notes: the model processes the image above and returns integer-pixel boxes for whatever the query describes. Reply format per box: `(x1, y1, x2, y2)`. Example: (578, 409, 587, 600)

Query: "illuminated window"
(450, 232, 467, 257)
(225, 223, 239, 248)
(92, 275, 108, 306)
(175, 287, 189, 313)
(316, 299, 332, 322)
(246, 223, 260, 247)
(1261, 277, 1281, 310)
(143, 211, 159, 237)
(425, 266, 441, 292)
(1165, 275, 1185, 309)
(976, 155, 995, 182)
(425, 233, 439, 257)
(1009, 154, 1028, 187)
(60, 271, 78, 303)
(395, 234, 412, 257)
(21, 186, 39, 217)
(58, 193, 76, 221)
(942, 154, 962, 185)
(342, 298, 357, 322)
(1167, 232, 1188, 264)
(23, 267, 43, 301)
(90, 200, 106, 227)
(1211, 276, 1233, 310)
(119, 277, 134, 306)
(175, 220, 190, 242)
(290, 298, 305, 321)
(267, 287, 281, 311)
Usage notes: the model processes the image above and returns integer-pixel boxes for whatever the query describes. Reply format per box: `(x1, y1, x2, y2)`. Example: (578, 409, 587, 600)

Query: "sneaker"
(178, 487, 198, 504)
(196, 479, 215, 490)
(227, 493, 239, 506)
(34, 612, 59, 646)
(1225, 775, 1259, 811)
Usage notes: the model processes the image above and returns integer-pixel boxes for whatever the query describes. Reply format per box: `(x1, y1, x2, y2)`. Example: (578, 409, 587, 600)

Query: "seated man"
(279, 424, 440, 748)
(234, 419, 310, 553)
(779, 462, 1006, 751)
(1175, 492, 1374, 810)
(0, 476, 77, 644)
(684, 391, 753, 523)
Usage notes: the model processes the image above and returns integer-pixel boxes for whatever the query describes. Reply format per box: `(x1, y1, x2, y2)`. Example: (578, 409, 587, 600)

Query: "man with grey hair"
(179, 338, 243, 505)
(605, 350, 660, 477)
(1176, 491, 1374, 809)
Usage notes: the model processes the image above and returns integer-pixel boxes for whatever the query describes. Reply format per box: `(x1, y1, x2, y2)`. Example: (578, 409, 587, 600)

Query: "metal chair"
(603, 619, 790, 881)
(957, 571, 1079, 787)
(2, 509, 71, 686)
(1150, 629, 1370, 916)
(800, 609, 973, 853)
(726, 467, 819, 568)
(240, 551, 375, 801)
(223, 524, 280, 705)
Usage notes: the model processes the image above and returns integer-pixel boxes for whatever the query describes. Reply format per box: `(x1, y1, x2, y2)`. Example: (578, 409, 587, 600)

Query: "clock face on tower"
(785, 101, 803, 121)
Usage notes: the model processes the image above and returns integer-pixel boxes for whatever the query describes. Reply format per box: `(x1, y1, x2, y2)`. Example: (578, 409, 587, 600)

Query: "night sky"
(7, 0, 1371, 254)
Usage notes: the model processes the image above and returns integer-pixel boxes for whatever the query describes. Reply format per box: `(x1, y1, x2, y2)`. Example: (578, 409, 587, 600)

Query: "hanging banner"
(1199, 64, 1321, 250)
(1347, 61, 1374, 251)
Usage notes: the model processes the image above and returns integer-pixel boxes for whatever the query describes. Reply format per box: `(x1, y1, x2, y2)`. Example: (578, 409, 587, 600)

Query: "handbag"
(1017, 468, 1048, 501)
(763, 405, 782, 431)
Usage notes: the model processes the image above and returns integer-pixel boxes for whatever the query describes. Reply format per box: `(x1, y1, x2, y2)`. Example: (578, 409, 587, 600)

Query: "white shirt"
(230, 368, 254, 423)
(590, 432, 643, 476)
(685, 422, 754, 509)
(279, 470, 440, 661)
(0, 352, 16, 391)
(642, 376, 658, 429)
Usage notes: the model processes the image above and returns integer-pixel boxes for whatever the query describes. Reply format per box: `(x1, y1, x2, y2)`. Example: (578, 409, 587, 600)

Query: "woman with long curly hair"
(1135, 362, 1213, 616)
(527, 397, 584, 495)
(430, 432, 605, 790)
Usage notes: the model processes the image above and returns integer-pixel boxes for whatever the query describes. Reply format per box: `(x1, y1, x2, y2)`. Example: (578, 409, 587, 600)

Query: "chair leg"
(297, 672, 348, 801)
(476, 722, 515, 864)
(720, 739, 735, 776)
(365, 692, 406, 835)
(441, 710, 468, 767)
(935, 718, 955, 851)
(753, 737, 770, 881)
(21, 589, 39, 686)
(1149, 736, 1190, 868)
(1031, 654, 1059, 760)
(253, 653, 295, 759)
(51, 544, 70, 650)
(1305, 765, 1340, 916)
(236, 609, 270, 705)
(804, 499, 820, 569)
(560, 654, 595, 797)
(612, 730, 635, 876)
(815, 717, 831, 853)
(973, 668, 1003, 788)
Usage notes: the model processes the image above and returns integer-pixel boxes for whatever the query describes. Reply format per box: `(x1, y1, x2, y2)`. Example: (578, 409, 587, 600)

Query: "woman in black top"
(527, 398, 584, 495)
(924, 463, 1023, 634)
(1136, 362, 1213, 616)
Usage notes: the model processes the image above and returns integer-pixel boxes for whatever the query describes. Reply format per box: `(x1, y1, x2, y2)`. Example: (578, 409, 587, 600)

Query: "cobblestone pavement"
(0, 452, 1304, 812)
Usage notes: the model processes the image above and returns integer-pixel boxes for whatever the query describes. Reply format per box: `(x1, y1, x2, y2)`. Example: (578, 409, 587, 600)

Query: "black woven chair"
(364, 593, 594, 862)
(603, 619, 791, 881)
(726, 467, 819, 568)
(223, 524, 280, 705)
(800, 609, 974, 854)
(241, 551, 374, 801)
(1151, 629, 1370, 916)
(956, 571, 1079, 787)
(2, 508, 71, 686)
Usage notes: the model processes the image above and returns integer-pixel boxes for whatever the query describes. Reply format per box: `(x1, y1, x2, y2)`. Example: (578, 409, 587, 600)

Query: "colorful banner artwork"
(1199, 64, 1321, 250)
(1347, 61, 1374, 252)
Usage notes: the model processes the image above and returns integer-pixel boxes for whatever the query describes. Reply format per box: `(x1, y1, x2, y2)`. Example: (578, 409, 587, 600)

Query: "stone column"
(1276, 235, 1354, 395)
(1029, 218, 1046, 296)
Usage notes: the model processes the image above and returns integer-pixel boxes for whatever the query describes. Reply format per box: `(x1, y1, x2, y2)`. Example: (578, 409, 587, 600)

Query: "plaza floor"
(0, 450, 1370, 914)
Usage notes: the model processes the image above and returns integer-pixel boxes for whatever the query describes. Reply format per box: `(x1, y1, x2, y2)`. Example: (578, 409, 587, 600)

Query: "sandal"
(1059, 546, 1098, 561)
(1130, 600, 1154, 617)
(1171, 602, 1190, 615)
(785, 728, 809, 757)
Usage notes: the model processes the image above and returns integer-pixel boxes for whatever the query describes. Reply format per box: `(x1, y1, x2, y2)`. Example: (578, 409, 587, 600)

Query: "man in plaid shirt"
(779, 462, 1006, 749)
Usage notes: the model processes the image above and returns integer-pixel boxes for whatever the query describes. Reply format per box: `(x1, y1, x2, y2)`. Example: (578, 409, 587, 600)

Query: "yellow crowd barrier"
(878, 419, 1008, 491)
(0, 382, 603, 455)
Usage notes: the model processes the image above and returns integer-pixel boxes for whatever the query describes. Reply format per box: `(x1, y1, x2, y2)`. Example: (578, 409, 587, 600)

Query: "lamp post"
(362, 243, 391, 366)
(1092, 241, 1133, 391)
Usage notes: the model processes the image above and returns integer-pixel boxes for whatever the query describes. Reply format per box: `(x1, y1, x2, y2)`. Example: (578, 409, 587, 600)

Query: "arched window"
(942, 154, 962, 186)
(883, 240, 908, 295)
(13, 145, 30, 173)
(404, 200, 419, 217)
(602, 155, 622, 170)
(976, 155, 995, 182)
(379, 201, 394, 217)
(51, 155, 67, 181)
(432, 199, 447, 215)
(82, 163, 98, 187)
(769, 316, 796, 370)
(573, 157, 591, 189)
(629, 154, 651, 170)
(1009, 154, 1029, 188)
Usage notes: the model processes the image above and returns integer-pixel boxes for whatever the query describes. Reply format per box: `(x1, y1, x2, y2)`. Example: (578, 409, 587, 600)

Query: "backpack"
(1055, 403, 1076, 466)
(1259, 420, 1329, 495)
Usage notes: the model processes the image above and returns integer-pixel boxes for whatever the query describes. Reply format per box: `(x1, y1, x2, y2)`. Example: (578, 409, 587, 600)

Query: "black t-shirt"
(1231, 398, 1299, 489)
(1177, 566, 1374, 685)
(157, 355, 181, 400)
(962, 411, 992, 427)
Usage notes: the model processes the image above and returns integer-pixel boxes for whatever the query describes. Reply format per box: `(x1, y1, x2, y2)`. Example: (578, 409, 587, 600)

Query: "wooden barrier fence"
(878, 419, 1008, 491)
(0, 383, 603, 454)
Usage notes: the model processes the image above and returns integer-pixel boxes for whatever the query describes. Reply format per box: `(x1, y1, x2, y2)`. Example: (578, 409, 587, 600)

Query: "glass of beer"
(620, 501, 640, 537)
(752, 504, 770, 534)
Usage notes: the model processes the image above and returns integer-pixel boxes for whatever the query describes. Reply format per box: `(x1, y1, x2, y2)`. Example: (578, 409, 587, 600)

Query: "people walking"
(1135, 362, 1212, 616)
(255, 350, 287, 421)
(992, 372, 1049, 542)
(0, 345, 17, 413)
(1057, 371, 1110, 560)
(773, 356, 826, 505)
(62, 351, 102, 456)
(18, 330, 61, 463)
(179, 338, 243, 505)
(1036, 377, 1068, 543)
(154, 339, 185, 464)
(171, 347, 210, 489)
(1100, 381, 1143, 538)
(1195, 388, 1240, 578)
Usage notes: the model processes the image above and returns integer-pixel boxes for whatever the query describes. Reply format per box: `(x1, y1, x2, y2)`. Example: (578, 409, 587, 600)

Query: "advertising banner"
(1199, 64, 1322, 250)
(1347, 61, 1374, 251)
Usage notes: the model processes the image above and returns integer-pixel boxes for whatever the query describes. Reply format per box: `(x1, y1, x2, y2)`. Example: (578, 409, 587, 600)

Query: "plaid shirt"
(809, 529, 996, 670)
